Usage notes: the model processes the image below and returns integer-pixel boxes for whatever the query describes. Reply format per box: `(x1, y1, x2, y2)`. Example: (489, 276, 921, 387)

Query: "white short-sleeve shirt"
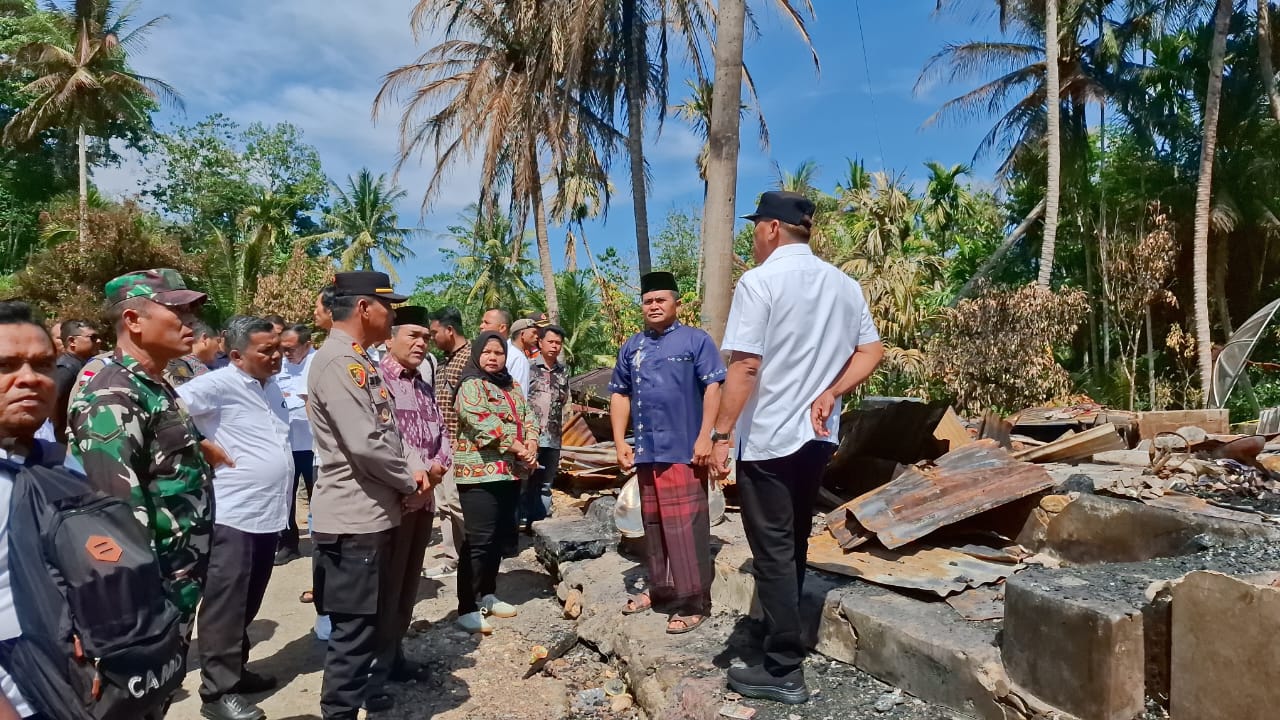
(276, 349, 315, 452)
(506, 339, 530, 391)
(722, 243, 880, 462)
(178, 366, 294, 534)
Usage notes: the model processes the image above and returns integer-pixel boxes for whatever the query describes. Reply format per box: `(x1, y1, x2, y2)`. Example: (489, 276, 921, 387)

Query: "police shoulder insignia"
(379, 386, 389, 400)
(348, 363, 367, 387)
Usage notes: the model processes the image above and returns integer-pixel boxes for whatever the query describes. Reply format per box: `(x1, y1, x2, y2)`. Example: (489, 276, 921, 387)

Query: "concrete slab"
(1002, 572, 1146, 720)
(1002, 544, 1280, 715)
(1037, 493, 1280, 564)
(1171, 571, 1280, 720)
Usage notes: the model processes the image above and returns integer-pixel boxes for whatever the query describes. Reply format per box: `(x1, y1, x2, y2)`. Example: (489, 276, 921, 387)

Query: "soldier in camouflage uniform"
(68, 269, 216, 618)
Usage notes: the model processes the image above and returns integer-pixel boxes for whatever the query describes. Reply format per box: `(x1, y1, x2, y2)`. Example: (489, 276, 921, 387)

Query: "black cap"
(392, 305, 430, 327)
(333, 271, 407, 302)
(742, 191, 816, 227)
(640, 271, 679, 296)
(525, 311, 550, 328)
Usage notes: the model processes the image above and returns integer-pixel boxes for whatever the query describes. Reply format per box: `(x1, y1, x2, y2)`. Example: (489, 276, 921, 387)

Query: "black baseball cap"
(333, 271, 407, 302)
(742, 191, 817, 227)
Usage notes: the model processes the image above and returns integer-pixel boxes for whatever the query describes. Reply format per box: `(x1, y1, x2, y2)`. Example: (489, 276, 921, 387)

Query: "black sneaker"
(389, 658, 430, 683)
(365, 692, 395, 712)
(274, 546, 302, 565)
(726, 665, 809, 705)
(235, 669, 278, 694)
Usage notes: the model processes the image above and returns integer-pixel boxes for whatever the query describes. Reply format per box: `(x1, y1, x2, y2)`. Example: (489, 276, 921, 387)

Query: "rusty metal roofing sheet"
(838, 439, 1055, 549)
(808, 533, 1022, 597)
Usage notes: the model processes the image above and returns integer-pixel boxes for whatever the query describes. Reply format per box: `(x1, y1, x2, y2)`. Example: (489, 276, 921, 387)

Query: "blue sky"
(96, 0, 1008, 292)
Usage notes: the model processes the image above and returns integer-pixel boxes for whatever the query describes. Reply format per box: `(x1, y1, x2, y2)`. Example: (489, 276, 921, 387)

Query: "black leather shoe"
(365, 692, 395, 712)
(200, 694, 266, 720)
(726, 665, 809, 705)
(389, 658, 430, 683)
(274, 546, 302, 566)
(235, 669, 278, 694)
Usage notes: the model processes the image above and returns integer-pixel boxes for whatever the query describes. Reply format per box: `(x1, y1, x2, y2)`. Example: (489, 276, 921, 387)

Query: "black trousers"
(736, 440, 834, 677)
(368, 509, 435, 693)
(279, 450, 316, 551)
(519, 447, 560, 526)
(456, 481, 519, 615)
(313, 530, 392, 720)
(197, 524, 277, 702)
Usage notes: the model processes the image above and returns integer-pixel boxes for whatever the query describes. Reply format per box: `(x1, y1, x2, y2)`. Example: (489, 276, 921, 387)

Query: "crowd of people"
(0, 190, 885, 719)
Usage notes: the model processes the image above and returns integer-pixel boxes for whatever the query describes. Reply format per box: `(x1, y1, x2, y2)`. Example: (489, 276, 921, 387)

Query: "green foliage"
(653, 208, 699, 294)
(142, 114, 327, 240)
(322, 169, 422, 281)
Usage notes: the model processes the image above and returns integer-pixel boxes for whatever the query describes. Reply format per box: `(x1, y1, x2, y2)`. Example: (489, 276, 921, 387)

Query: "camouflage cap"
(105, 269, 207, 307)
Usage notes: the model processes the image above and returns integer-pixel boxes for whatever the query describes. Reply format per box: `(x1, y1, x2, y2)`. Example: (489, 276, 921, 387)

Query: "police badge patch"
(348, 363, 367, 387)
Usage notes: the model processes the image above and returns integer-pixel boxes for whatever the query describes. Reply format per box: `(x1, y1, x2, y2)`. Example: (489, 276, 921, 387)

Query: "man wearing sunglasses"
(51, 320, 100, 442)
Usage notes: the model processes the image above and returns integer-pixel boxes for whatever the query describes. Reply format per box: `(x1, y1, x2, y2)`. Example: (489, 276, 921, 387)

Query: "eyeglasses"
(77, 334, 100, 342)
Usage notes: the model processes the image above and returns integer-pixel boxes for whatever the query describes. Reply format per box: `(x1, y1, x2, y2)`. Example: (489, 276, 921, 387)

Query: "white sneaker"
(457, 611, 493, 634)
(314, 614, 331, 641)
(423, 563, 458, 579)
(481, 594, 518, 618)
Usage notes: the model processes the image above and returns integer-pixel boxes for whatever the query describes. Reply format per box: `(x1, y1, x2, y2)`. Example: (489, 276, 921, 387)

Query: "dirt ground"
(167, 500, 639, 720)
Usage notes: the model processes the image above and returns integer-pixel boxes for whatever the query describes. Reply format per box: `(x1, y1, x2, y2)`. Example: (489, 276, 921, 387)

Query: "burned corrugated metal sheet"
(808, 533, 1022, 597)
(833, 439, 1055, 550)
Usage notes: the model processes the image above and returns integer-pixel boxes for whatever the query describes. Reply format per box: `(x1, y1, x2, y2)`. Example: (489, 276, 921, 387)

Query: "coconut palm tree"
(1258, 0, 1280, 123)
(1038, 0, 1062, 287)
(1193, 0, 1234, 397)
(2, 0, 179, 243)
(444, 204, 533, 312)
(375, 0, 618, 323)
(324, 169, 422, 282)
(701, 0, 817, 341)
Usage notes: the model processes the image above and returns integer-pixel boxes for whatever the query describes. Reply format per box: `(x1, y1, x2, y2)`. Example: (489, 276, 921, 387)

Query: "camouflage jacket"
(67, 351, 214, 616)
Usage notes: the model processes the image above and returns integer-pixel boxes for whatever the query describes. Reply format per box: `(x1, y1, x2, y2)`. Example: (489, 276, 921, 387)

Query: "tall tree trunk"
(696, 179, 708, 297)
(1194, 0, 1233, 401)
(1260, 0, 1280, 123)
(1037, 0, 1061, 287)
(700, 0, 746, 343)
(623, 0, 651, 274)
(529, 155, 560, 324)
(1146, 305, 1157, 409)
(77, 124, 88, 242)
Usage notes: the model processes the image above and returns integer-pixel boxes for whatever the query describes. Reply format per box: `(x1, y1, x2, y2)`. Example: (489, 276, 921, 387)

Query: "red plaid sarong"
(637, 463, 713, 614)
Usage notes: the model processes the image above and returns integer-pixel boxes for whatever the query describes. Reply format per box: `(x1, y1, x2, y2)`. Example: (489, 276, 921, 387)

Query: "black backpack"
(0, 445, 186, 720)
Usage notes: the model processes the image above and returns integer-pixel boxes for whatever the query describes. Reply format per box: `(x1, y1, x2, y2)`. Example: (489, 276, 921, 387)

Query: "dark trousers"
(736, 440, 834, 677)
(519, 447, 560, 526)
(313, 530, 392, 720)
(279, 450, 316, 551)
(456, 481, 519, 615)
(197, 525, 277, 702)
(368, 509, 435, 693)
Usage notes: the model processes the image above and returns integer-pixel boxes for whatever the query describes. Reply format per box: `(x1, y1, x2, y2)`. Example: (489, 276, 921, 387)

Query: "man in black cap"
(710, 191, 884, 704)
(305, 271, 435, 719)
(609, 271, 726, 634)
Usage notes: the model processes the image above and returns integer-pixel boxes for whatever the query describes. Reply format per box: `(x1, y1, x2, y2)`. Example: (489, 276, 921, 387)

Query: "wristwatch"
(710, 429, 732, 443)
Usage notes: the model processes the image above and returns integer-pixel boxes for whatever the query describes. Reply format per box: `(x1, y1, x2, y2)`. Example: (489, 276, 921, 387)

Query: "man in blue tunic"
(609, 271, 726, 634)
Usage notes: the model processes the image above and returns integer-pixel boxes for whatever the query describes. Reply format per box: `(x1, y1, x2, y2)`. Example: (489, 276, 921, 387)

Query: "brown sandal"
(666, 614, 706, 634)
(621, 592, 652, 615)
(299, 589, 314, 604)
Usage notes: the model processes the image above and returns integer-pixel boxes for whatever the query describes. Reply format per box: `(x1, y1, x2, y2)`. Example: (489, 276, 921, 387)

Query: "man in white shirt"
(275, 323, 316, 565)
(479, 308, 529, 391)
(179, 316, 292, 720)
(710, 191, 884, 705)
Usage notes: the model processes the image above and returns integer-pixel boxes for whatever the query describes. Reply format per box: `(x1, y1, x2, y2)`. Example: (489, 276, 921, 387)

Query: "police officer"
(305, 272, 433, 720)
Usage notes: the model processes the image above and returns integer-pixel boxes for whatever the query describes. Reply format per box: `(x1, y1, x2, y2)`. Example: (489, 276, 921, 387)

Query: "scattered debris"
(828, 440, 1054, 550)
(873, 689, 905, 713)
(718, 702, 757, 720)
(808, 533, 1021, 597)
(1013, 423, 1126, 463)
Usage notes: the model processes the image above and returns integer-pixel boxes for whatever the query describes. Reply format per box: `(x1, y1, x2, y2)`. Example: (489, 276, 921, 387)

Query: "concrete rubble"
(532, 397, 1280, 720)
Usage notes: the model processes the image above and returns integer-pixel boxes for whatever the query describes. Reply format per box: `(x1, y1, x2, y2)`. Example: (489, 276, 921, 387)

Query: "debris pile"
(809, 399, 1280, 610)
